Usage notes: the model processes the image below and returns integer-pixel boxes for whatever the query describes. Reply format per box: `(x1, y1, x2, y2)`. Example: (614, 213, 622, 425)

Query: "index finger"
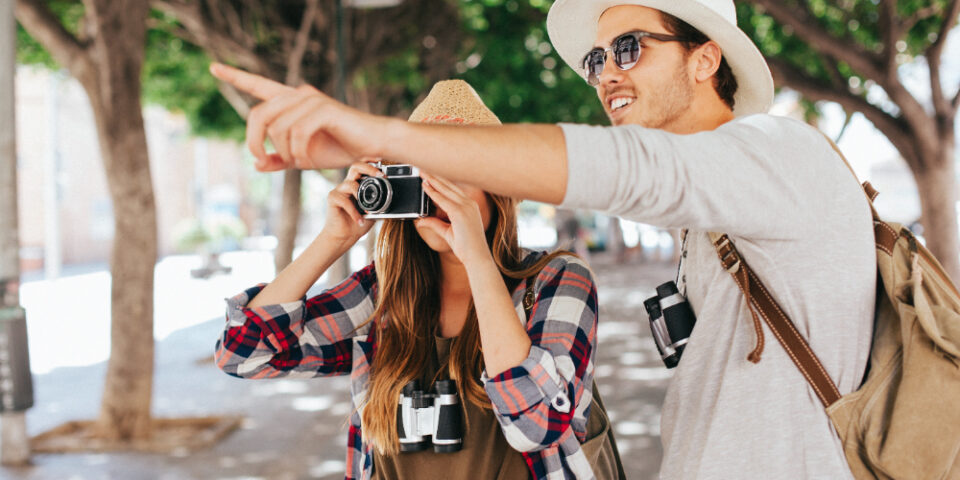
(421, 172, 463, 195)
(347, 162, 386, 180)
(209, 63, 293, 100)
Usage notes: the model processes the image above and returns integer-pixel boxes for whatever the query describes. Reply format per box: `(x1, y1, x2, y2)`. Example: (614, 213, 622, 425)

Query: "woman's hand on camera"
(321, 161, 382, 250)
(415, 173, 492, 267)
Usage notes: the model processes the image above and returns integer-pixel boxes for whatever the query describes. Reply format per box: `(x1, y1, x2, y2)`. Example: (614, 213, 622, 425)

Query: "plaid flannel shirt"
(215, 252, 599, 480)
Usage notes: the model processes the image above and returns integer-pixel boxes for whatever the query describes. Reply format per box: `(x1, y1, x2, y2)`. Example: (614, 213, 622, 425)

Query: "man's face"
(593, 5, 695, 129)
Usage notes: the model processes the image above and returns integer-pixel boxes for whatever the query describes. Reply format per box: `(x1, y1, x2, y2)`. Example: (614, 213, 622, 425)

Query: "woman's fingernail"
(358, 219, 365, 226)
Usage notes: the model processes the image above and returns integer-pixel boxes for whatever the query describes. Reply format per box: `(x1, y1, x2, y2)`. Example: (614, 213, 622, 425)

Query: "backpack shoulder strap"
(704, 133, 901, 408)
(819, 134, 898, 255)
(707, 232, 843, 408)
(819, 134, 881, 219)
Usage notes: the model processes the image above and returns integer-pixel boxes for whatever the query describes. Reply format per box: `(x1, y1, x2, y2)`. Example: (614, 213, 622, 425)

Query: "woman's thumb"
(415, 218, 445, 235)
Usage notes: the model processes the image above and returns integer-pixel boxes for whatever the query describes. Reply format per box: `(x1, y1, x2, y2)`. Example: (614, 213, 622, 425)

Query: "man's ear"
(693, 41, 723, 83)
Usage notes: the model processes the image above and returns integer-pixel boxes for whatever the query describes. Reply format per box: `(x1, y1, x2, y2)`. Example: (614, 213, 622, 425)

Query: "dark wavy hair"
(659, 12, 739, 110)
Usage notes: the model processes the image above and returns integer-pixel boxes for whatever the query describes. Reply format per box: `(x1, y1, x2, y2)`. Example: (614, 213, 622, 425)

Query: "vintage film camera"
(355, 163, 432, 219)
(644, 281, 697, 369)
(397, 379, 463, 453)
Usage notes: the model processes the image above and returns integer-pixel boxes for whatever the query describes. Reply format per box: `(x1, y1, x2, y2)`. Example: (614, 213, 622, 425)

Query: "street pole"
(333, 0, 402, 275)
(0, 0, 35, 466)
(44, 72, 63, 280)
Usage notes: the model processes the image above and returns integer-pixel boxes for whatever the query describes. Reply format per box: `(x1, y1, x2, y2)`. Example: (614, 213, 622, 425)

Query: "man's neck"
(661, 96, 736, 135)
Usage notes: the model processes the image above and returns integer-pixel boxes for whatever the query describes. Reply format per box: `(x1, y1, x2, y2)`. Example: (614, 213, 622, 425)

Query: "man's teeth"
(610, 97, 634, 111)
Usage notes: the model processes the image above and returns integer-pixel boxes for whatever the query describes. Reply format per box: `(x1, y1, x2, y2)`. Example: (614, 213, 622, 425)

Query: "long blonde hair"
(359, 192, 570, 454)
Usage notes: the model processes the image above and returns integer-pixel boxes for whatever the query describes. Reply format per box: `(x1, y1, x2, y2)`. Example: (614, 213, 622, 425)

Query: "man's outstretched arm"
(384, 121, 568, 204)
(211, 63, 569, 204)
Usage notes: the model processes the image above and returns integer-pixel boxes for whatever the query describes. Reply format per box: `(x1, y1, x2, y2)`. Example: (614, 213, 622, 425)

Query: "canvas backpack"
(707, 145, 960, 479)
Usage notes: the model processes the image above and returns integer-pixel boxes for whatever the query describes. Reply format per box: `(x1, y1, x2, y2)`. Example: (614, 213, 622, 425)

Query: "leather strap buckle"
(714, 235, 740, 273)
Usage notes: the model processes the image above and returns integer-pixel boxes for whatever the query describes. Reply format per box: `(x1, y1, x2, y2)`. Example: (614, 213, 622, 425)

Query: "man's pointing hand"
(209, 62, 395, 171)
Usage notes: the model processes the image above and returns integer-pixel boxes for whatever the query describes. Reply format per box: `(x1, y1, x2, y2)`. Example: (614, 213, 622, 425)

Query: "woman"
(216, 80, 604, 480)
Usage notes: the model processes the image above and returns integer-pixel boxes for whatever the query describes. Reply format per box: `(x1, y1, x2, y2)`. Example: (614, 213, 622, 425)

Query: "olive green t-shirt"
(372, 336, 531, 480)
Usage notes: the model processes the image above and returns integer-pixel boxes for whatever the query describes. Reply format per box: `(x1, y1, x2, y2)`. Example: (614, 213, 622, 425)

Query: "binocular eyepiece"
(644, 281, 697, 369)
(397, 379, 463, 453)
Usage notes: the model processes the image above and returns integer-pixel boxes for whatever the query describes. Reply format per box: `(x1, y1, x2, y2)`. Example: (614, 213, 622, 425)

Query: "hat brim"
(547, 0, 774, 117)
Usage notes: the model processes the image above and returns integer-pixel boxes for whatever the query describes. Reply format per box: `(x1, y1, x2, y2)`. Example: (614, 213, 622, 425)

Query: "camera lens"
(361, 184, 379, 204)
(357, 176, 392, 214)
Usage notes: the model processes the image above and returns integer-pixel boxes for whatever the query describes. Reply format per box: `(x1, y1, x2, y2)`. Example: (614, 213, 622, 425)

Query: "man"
(211, 0, 876, 477)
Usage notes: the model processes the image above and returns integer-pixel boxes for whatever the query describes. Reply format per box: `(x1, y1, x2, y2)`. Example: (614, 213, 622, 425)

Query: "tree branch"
(285, 0, 320, 86)
(14, 0, 92, 80)
(751, 0, 884, 80)
(216, 81, 252, 119)
(152, 0, 268, 73)
(766, 56, 921, 169)
(904, 5, 942, 31)
(927, 0, 960, 117)
(880, 0, 903, 80)
(835, 108, 854, 143)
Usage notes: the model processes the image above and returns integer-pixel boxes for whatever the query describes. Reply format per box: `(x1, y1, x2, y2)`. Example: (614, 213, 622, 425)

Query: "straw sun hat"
(546, 0, 774, 117)
(408, 80, 501, 125)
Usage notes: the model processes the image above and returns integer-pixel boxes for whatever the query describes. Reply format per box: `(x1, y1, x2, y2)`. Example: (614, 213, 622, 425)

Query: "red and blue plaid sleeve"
(215, 262, 378, 379)
(483, 255, 598, 453)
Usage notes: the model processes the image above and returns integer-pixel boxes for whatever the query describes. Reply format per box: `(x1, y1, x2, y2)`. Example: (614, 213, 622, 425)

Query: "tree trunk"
(274, 169, 302, 272)
(82, 0, 157, 441)
(607, 216, 625, 260)
(914, 136, 960, 283)
(325, 169, 350, 284)
(274, 168, 351, 284)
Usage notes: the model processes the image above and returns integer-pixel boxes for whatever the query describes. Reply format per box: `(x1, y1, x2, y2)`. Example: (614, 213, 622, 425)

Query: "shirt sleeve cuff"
(482, 345, 572, 415)
(225, 283, 305, 330)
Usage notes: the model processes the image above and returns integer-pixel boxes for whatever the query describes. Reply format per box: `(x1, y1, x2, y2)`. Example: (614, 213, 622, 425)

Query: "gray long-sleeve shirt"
(559, 114, 875, 479)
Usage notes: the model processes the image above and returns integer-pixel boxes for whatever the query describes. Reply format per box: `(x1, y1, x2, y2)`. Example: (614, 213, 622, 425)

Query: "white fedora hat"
(546, 0, 774, 117)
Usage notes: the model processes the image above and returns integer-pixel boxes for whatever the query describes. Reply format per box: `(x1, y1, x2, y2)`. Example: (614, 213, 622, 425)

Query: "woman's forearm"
(247, 232, 352, 309)
(466, 257, 532, 377)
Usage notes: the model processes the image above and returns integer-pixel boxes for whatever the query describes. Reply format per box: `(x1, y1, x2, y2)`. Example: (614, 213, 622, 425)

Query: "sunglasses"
(581, 31, 691, 86)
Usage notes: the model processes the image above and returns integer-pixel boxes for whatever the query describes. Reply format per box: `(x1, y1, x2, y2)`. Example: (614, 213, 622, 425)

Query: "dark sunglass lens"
(583, 49, 605, 84)
(584, 49, 605, 75)
(614, 35, 639, 68)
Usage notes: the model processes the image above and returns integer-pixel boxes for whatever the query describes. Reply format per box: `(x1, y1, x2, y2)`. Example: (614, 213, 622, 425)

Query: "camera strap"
(708, 232, 842, 408)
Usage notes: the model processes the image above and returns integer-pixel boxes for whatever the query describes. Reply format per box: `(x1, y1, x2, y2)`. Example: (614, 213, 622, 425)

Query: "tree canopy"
(17, 0, 609, 140)
(736, 0, 960, 279)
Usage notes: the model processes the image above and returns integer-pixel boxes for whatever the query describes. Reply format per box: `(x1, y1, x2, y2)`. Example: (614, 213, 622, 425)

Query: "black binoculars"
(397, 379, 463, 453)
(644, 281, 697, 369)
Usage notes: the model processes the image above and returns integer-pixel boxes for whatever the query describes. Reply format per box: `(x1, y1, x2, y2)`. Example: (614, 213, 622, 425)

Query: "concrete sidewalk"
(1, 256, 676, 480)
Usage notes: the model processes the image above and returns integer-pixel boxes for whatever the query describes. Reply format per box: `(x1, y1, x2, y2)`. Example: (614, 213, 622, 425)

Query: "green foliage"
(457, 0, 608, 124)
(17, 0, 610, 141)
(737, 0, 956, 108)
(353, 0, 608, 124)
(143, 11, 245, 140)
(15, 1, 84, 68)
(16, 5, 244, 140)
